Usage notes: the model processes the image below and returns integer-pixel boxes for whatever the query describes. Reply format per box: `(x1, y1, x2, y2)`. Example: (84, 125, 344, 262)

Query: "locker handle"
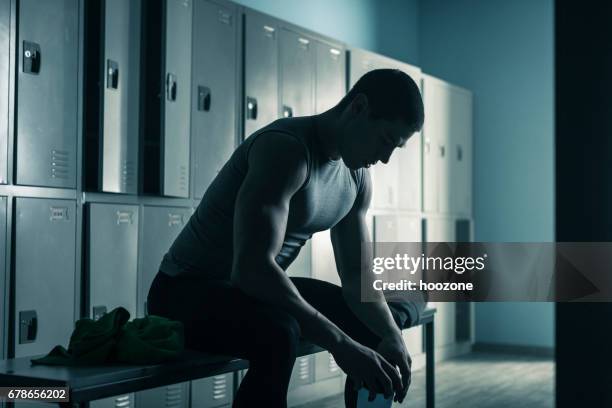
(19, 310, 38, 344)
(424, 139, 431, 154)
(282, 105, 293, 118)
(107, 59, 119, 89)
(439, 145, 446, 157)
(246, 96, 258, 120)
(198, 86, 211, 111)
(166, 73, 177, 101)
(457, 145, 463, 161)
(23, 41, 41, 74)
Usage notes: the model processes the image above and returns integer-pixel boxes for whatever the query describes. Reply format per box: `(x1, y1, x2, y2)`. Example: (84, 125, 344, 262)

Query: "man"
(147, 69, 425, 407)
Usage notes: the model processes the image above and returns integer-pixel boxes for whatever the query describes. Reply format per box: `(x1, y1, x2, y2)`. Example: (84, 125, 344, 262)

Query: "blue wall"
(233, 0, 420, 64)
(419, 0, 555, 348)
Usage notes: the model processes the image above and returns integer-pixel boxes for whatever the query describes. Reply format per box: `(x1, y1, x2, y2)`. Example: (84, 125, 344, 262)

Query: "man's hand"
(376, 334, 412, 403)
(331, 336, 403, 401)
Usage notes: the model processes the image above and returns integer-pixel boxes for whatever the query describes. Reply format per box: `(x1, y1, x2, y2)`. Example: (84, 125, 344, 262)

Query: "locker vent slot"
(217, 9, 232, 25)
(165, 384, 182, 407)
(116, 211, 134, 225)
(114, 394, 131, 408)
(51, 149, 70, 180)
(298, 357, 309, 379)
(168, 213, 184, 227)
(49, 206, 69, 221)
(298, 37, 310, 49)
(263, 25, 275, 38)
(329, 48, 341, 59)
(212, 375, 227, 400)
(121, 160, 136, 189)
(178, 165, 187, 192)
(328, 353, 339, 372)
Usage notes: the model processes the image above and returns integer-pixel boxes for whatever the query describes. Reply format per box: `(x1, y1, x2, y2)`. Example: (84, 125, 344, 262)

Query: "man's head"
(334, 69, 424, 170)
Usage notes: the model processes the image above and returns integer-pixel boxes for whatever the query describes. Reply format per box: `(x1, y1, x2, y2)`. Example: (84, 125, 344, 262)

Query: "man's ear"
(350, 93, 369, 117)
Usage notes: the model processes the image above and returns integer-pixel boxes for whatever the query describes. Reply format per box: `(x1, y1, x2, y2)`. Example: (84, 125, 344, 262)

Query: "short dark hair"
(336, 69, 424, 133)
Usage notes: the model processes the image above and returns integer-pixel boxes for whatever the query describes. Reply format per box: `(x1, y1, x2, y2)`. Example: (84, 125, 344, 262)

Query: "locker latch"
(166, 73, 177, 101)
(198, 86, 211, 111)
(92, 306, 107, 320)
(246, 97, 258, 120)
(19, 310, 38, 344)
(23, 41, 41, 74)
(457, 145, 463, 161)
(282, 105, 293, 118)
(107, 60, 119, 89)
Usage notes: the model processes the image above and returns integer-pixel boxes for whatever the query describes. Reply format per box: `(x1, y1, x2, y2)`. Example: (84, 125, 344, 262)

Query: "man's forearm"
(233, 261, 349, 351)
(342, 284, 402, 341)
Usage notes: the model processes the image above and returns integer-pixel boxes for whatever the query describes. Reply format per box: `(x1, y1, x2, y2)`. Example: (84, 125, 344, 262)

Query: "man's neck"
(313, 110, 342, 161)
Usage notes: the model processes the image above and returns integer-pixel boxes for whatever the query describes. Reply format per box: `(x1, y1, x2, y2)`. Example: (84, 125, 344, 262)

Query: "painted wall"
(233, 0, 420, 64)
(418, 0, 555, 347)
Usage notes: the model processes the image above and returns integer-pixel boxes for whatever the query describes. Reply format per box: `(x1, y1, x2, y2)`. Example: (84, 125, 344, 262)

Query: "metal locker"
(243, 11, 278, 138)
(314, 351, 341, 381)
(192, 0, 238, 199)
(88, 203, 138, 319)
(85, 0, 141, 194)
(280, 29, 314, 118)
(289, 355, 314, 389)
(142, 0, 192, 198)
(0, 0, 9, 185)
(16, 0, 78, 188)
(449, 87, 473, 216)
(315, 41, 345, 114)
(311, 230, 339, 285)
(424, 217, 456, 349)
(14, 198, 76, 358)
(192, 374, 233, 407)
(136, 382, 189, 408)
(90, 393, 134, 408)
(286, 240, 312, 278)
(138, 205, 191, 317)
(0, 197, 5, 360)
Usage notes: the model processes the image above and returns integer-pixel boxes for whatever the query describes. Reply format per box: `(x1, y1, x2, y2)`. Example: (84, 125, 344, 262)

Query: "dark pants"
(147, 272, 411, 407)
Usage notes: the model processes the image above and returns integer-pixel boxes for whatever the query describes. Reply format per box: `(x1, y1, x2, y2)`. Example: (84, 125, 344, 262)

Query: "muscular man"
(147, 69, 425, 407)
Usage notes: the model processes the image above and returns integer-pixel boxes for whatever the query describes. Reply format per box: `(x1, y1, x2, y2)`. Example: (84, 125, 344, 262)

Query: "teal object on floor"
(356, 388, 393, 408)
(30, 307, 184, 366)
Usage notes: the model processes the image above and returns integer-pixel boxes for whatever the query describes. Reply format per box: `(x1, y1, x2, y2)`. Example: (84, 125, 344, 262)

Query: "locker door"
(348, 48, 375, 87)
(280, 29, 314, 118)
(192, 0, 238, 199)
(311, 230, 339, 285)
(163, 0, 192, 198)
(289, 355, 314, 389)
(449, 88, 473, 216)
(16, 0, 78, 188)
(99, 0, 140, 193)
(136, 382, 189, 408)
(192, 374, 232, 407)
(422, 75, 440, 213)
(0, 0, 8, 184)
(138, 206, 190, 317)
(0, 197, 5, 360)
(315, 41, 345, 114)
(396, 64, 423, 212)
(90, 394, 134, 408)
(286, 240, 312, 278)
(425, 217, 456, 348)
(88, 203, 138, 319)
(14, 198, 76, 358)
(244, 11, 278, 138)
(314, 351, 341, 381)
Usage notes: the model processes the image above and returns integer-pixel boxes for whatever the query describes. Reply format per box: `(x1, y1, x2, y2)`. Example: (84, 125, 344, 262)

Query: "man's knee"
(257, 310, 301, 359)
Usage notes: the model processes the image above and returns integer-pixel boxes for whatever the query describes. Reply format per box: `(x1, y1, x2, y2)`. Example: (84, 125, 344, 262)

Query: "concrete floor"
(295, 352, 554, 408)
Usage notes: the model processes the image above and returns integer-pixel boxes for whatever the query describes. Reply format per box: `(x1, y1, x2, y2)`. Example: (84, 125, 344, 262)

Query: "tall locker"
(14, 198, 76, 358)
(0, 0, 9, 184)
(0, 197, 6, 360)
(191, 0, 238, 199)
(315, 41, 345, 114)
(15, 0, 78, 188)
(449, 88, 473, 216)
(143, 0, 192, 198)
(85, 0, 141, 194)
(138, 205, 191, 317)
(87, 203, 138, 320)
(424, 217, 456, 349)
(280, 29, 314, 118)
(311, 230, 339, 285)
(243, 11, 278, 138)
(191, 375, 232, 408)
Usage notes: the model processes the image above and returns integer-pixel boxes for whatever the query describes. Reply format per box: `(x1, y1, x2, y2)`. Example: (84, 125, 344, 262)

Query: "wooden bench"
(0, 308, 435, 407)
